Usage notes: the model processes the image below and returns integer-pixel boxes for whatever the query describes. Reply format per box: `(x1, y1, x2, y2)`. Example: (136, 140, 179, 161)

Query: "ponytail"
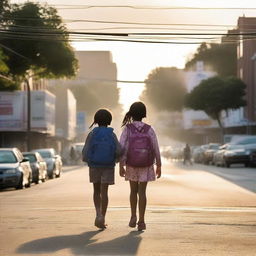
(121, 111, 132, 127)
(89, 121, 95, 129)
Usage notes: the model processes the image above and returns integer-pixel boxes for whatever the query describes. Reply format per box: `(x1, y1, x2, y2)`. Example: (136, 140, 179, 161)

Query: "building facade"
(237, 17, 256, 123)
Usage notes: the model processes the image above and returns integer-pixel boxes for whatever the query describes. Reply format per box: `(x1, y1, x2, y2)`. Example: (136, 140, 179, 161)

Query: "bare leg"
(93, 183, 101, 217)
(129, 181, 138, 218)
(101, 183, 109, 217)
(138, 182, 148, 223)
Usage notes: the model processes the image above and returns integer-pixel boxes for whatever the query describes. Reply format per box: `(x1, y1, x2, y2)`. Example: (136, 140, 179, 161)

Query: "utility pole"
(26, 78, 31, 151)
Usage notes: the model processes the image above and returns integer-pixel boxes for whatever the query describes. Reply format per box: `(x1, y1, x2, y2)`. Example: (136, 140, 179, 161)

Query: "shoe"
(137, 222, 146, 231)
(95, 216, 106, 229)
(129, 216, 137, 228)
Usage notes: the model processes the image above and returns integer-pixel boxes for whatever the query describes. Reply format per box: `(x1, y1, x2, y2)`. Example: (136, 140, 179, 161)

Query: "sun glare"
(118, 83, 145, 112)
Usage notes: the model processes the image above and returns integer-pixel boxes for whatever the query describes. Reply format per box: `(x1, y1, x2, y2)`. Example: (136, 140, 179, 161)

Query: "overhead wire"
(12, 3, 256, 10)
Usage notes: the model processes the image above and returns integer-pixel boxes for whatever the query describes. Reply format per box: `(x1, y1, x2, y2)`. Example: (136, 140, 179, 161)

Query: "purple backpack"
(126, 123, 155, 167)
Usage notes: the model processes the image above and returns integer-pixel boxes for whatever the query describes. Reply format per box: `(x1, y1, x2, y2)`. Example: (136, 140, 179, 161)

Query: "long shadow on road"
(16, 230, 142, 255)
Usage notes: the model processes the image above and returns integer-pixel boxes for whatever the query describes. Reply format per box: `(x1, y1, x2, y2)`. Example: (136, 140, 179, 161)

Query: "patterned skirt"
(125, 165, 156, 182)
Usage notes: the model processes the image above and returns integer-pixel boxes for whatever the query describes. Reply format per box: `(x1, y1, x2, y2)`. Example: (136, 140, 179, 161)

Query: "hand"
(156, 166, 161, 179)
(119, 165, 126, 177)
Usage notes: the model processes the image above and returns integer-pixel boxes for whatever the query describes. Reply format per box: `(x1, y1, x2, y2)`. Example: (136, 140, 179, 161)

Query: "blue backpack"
(87, 127, 116, 168)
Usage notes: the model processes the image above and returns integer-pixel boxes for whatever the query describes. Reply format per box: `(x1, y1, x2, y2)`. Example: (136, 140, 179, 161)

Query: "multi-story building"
(48, 51, 121, 133)
(49, 51, 117, 86)
(237, 17, 256, 123)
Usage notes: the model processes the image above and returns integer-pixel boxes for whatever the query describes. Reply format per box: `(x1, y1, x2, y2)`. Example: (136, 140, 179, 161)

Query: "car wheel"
(25, 174, 31, 188)
(225, 161, 230, 168)
(48, 174, 54, 179)
(16, 175, 23, 190)
(56, 169, 61, 178)
(245, 163, 249, 167)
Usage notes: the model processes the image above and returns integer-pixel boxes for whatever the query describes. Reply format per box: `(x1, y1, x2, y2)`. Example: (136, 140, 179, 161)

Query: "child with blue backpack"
(119, 102, 161, 231)
(82, 109, 120, 229)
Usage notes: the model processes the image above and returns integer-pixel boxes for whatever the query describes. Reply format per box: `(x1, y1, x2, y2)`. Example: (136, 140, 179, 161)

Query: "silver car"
(0, 148, 32, 189)
(23, 152, 47, 184)
(33, 148, 62, 179)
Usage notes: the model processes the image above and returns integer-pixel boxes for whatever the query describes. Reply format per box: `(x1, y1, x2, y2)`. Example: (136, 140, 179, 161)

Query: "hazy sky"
(11, 0, 256, 109)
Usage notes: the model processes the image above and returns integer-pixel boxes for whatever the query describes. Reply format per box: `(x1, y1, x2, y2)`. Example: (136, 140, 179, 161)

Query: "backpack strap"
(127, 123, 151, 133)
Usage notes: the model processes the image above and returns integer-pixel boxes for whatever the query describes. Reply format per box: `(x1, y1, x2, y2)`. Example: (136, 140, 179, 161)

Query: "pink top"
(119, 121, 161, 167)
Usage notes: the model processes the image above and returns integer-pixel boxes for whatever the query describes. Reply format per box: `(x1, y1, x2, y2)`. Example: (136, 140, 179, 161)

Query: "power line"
(0, 42, 30, 61)
(1, 28, 255, 36)
(31, 4, 256, 10)
(2, 16, 245, 27)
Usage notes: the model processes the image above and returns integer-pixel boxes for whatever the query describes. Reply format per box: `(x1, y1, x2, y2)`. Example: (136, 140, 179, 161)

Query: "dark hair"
(122, 101, 146, 127)
(89, 109, 112, 128)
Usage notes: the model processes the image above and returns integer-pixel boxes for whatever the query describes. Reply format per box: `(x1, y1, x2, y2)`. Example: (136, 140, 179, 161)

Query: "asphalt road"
(0, 161, 255, 256)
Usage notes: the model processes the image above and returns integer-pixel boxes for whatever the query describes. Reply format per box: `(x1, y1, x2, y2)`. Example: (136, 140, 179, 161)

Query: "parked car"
(232, 136, 256, 145)
(23, 152, 47, 184)
(249, 148, 256, 166)
(0, 148, 32, 189)
(213, 144, 254, 168)
(70, 142, 84, 164)
(203, 143, 220, 165)
(160, 146, 173, 159)
(33, 148, 62, 179)
(193, 144, 208, 163)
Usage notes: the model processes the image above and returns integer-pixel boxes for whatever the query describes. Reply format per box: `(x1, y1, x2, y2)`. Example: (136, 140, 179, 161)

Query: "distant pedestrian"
(70, 146, 76, 164)
(119, 102, 161, 231)
(183, 143, 192, 165)
(82, 109, 121, 229)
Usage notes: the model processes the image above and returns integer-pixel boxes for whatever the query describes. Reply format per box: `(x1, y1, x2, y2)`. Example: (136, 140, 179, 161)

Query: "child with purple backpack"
(119, 102, 161, 231)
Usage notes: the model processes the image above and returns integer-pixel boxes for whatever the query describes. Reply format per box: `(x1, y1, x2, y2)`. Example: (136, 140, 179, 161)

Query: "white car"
(33, 148, 62, 179)
(0, 148, 32, 189)
(23, 152, 47, 184)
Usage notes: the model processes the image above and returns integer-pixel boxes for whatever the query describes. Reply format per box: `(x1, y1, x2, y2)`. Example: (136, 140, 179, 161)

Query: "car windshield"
(23, 154, 36, 163)
(209, 144, 219, 150)
(38, 151, 52, 158)
(0, 151, 17, 163)
(235, 137, 256, 145)
(228, 145, 244, 150)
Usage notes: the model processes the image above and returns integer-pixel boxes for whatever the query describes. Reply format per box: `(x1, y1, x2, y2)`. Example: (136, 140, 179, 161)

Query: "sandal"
(129, 216, 137, 228)
(137, 222, 146, 231)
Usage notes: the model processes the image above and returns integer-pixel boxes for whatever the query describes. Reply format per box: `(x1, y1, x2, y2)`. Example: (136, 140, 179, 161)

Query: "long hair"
(89, 109, 112, 128)
(121, 102, 146, 127)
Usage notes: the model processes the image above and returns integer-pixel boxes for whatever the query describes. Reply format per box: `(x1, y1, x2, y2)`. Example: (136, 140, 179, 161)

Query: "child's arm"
(119, 127, 129, 177)
(149, 128, 162, 178)
(82, 132, 92, 162)
(113, 133, 121, 162)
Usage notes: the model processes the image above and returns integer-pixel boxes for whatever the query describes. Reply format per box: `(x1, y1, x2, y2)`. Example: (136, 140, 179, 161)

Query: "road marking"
(31, 206, 256, 213)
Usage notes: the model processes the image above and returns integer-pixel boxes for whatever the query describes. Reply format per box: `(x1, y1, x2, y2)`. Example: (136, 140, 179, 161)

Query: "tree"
(141, 67, 186, 112)
(185, 76, 246, 138)
(0, 1, 78, 87)
(185, 42, 237, 77)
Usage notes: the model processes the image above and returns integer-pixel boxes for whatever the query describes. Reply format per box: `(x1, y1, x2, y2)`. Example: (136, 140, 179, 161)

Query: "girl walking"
(82, 109, 120, 229)
(119, 102, 161, 231)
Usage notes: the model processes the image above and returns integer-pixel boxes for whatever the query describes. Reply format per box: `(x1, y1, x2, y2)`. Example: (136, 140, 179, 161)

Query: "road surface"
(0, 161, 255, 256)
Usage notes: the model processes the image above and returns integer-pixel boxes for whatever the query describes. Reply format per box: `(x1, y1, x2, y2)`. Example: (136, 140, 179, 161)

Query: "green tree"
(185, 42, 237, 77)
(0, 1, 77, 89)
(185, 76, 246, 138)
(0, 77, 19, 91)
(141, 67, 186, 111)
